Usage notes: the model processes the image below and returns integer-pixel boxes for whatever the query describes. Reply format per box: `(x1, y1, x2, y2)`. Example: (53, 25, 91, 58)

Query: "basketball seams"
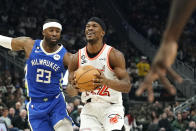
(77, 79, 93, 84)
(76, 68, 97, 83)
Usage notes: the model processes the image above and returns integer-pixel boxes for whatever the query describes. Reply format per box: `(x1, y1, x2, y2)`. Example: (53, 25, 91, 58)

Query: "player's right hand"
(72, 73, 85, 92)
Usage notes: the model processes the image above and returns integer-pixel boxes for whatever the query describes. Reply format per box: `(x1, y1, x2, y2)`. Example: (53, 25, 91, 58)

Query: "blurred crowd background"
(0, 0, 196, 131)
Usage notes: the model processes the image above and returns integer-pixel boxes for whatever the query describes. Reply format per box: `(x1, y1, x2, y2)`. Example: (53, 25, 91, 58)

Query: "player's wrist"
(104, 79, 110, 86)
(0, 35, 13, 49)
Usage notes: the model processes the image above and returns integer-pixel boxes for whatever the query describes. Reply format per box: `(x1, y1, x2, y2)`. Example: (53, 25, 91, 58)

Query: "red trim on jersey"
(107, 47, 114, 72)
(85, 44, 106, 60)
(78, 49, 81, 68)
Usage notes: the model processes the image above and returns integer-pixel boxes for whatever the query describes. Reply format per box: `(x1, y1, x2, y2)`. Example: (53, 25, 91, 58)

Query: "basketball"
(75, 65, 100, 91)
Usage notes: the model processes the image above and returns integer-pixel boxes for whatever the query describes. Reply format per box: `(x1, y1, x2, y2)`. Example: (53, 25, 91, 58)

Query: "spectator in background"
(73, 98, 81, 111)
(190, 105, 196, 122)
(67, 102, 74, 114)
(5, 94, 16, 108)
(8, 107, 15, 126)
(136, 56, 150, 80)
(158, 112, 172, 131)
(13, 109, 29, 130)
(70, 105, 83, 127)
(171, 112, 187, 131)
(185, 121, 196, 131)
(0, 107, 17, 131)
(182, 109, 190, 125)
(147, 109, 160, 131)
(14, 102, 21, 117)
(0, 106, 3, 116)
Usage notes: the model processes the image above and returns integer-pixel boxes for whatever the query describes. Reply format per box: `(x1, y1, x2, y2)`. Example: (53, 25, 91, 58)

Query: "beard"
(45, 37, 60, 47)
(86, 37, 98, 44)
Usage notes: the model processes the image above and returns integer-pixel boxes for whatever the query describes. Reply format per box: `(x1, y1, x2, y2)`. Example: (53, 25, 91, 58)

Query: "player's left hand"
(93, 70, 108, 87)
(136, 40, 183, 102)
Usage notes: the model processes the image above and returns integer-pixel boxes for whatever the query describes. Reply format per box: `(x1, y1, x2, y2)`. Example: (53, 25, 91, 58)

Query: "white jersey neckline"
(40, 40, 63, 55)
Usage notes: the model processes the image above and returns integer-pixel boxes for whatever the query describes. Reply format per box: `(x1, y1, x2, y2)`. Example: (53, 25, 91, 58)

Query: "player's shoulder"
(109, 47, 124, 59)
(21, 37, 35, 44)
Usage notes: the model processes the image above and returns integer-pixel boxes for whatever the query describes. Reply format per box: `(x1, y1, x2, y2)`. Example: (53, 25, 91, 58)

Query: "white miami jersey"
(78, 44, 123, 104)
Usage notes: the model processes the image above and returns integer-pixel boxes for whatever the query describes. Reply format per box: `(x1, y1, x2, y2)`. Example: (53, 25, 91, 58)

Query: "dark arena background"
(0, 0, 195, 131)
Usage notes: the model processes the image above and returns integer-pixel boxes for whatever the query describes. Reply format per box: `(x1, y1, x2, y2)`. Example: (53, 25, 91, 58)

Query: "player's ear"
(101, 30, 105, 37)
(42, 30, 45, 36)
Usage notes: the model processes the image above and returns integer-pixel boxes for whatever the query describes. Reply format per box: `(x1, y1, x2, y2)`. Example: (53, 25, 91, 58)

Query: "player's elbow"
(123, 83, 131, 93)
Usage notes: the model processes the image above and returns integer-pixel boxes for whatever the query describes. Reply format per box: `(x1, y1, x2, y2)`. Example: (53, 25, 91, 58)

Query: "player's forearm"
(164, 0, 196, 42)
(0, 35, 13, 49)
(105, 79, 131, 93)
(0, 35, 32, 51)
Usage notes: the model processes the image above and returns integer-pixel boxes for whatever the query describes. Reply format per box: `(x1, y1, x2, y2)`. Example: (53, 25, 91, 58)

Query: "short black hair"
(44, 19, 61, 24)
(87, 17, 106, 32)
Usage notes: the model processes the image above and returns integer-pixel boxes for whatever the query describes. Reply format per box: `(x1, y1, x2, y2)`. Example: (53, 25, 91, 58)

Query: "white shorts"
(80, 102, 124, 131)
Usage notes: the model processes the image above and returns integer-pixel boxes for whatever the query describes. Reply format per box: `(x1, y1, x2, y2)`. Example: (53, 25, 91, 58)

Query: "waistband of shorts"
(30, 93, 61, 102)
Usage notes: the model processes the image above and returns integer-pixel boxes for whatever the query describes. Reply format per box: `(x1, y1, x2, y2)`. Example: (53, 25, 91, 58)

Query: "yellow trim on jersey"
(26, 100, 33, 131)
(59, 72, 64, 89)
(24, 64, 29, 97)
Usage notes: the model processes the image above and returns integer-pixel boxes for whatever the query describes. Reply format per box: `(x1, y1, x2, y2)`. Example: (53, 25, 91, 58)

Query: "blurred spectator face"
(67, 102, 74, 113)
(15, 102, 21, 109)
(182, 110, 188, 119)
(177, 113, 182, 121)
(6, 86, 12, 93)
(189, 121, 196, 131)
(20, 109, 27, 119)
(159, 128, 166, 131)
(10, 94, 15, 100)
(141, 56, 147, 62)
(73, 98, 80, 107)
(191, 109, 196, 116)
(9, 107, 15, 115)
(2, 108, 8, 117)
(5, 77, 12, 85)
(168, 110, 174, 117)
(162, 112, 167, 119)
(0, 106, 3, 115)
(164, 107, 170, 114)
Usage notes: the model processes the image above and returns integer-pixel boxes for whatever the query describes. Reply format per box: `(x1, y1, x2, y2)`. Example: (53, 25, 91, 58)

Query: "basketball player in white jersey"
(68, 17, 131, 131)
(136, 0, 196, 102)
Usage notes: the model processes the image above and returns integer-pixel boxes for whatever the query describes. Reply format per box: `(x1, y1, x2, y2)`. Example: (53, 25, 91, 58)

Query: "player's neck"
(42, 40, 59, 53)
(87, 41, 104, 54)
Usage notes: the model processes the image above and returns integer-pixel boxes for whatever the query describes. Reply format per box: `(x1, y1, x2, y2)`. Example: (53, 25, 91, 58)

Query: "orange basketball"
(75, 65, 100, 91)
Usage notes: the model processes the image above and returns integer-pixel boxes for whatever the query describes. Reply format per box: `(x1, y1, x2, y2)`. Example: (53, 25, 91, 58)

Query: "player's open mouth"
(87, 32, 95, 37)
(51, 38, 57, 41)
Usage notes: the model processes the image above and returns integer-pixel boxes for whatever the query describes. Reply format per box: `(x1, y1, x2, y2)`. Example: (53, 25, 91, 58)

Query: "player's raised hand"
(136, 40, 183, 102)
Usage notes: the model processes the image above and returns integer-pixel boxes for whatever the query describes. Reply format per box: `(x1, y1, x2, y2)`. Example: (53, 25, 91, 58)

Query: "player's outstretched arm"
(136, 0, 196, 102)
(0, 35, 34, 51)
(94, 48, 131, 93)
